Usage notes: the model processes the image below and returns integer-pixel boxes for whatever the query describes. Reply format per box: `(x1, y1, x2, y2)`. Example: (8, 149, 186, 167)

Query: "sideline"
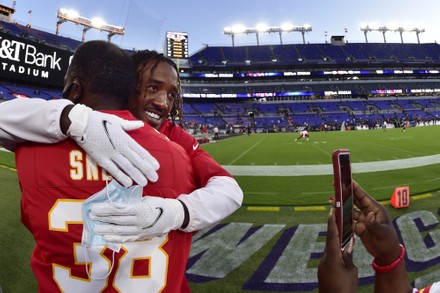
(247, 192, 435, 212)
(3, 147, 440, 176)
(2, 147, 437, 211)
(223, 154, 440, 176)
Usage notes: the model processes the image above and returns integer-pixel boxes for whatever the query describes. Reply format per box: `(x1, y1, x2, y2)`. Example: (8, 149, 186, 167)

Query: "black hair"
(130, 50, 183, 125)
(68, 40, 134, 100)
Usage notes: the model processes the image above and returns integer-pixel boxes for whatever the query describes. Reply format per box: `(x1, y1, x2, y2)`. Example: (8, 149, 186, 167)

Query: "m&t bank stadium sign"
(0, 31, 71, 87)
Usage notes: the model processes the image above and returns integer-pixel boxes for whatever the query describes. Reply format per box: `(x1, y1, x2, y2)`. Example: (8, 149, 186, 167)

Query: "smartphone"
(332, 149, 354, 250)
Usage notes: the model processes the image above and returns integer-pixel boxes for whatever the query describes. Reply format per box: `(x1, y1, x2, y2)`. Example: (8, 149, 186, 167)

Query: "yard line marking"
(0, 164, 16, 171)
(294, 206, 327, 211)
(248, 206, 280, 212)
(309, 142, 332, 157)
(242, 192, 436, 213)
(227, 135, 269, 165)
(412, 193, 432, 200)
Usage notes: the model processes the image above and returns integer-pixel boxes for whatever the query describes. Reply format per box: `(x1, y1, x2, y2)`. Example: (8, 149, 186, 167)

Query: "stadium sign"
(0, 31, 71, 87)
(187, 210, 440, 290)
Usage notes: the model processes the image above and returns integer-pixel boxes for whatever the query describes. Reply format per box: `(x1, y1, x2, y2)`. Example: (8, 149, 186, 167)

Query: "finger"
(94, 224, 139, 235)
(363, 211, 389, 233)
(353, 210, 368, 236)
(341, 250, 356, 270)
(111, 153, 148, 187)
(352, 181, 378, 214)
(324, 208, 341, 260)
(126, 143, 159, 181)
(365, 211, 376, 225)
(344, 237, 355, 254)
(328, 197, 335, 206)
(118, 118, 144, 131)
(111, 116, 160, 174)
(89, 203, 135, 216)
(352, 208, 362, 222)
(128, 141, 160, 171)
(90, 214, 138, 225)
(96, 158, 133, 188)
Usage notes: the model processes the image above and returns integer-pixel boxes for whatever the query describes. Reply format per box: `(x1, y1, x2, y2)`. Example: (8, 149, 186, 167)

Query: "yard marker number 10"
(390, 186, 410, 208)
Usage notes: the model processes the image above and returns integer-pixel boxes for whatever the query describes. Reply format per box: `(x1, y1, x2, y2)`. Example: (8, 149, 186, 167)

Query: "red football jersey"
(159, 120, 231, 188)
(16, 110, 196, 293)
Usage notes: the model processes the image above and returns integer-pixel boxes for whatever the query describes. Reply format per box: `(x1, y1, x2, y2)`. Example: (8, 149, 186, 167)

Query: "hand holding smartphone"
(332, 149, 354, 251)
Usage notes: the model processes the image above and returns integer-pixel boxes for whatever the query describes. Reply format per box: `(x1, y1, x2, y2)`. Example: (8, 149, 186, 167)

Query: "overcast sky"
(6, 0, 440, 54)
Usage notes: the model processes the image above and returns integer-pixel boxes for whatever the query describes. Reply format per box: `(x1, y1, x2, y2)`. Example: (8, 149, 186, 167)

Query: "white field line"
(223, 154, 440, 176)
(2, 147, 438, 177)
(227, 135, 269, 165)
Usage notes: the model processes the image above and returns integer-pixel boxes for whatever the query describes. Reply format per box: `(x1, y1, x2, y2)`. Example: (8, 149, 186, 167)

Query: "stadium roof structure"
(360, 23, 425, 44)
(55, 8, 124, 42)
(223, 24, 312, 46)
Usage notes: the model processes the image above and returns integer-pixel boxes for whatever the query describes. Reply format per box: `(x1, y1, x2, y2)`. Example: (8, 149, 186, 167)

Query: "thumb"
(342, 249, 356, 269)
(118, 118, 144, 131)
(364, 211, 389, 235)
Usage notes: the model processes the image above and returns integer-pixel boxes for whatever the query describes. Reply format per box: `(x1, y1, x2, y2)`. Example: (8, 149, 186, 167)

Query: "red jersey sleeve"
(159, 120, 232, 187)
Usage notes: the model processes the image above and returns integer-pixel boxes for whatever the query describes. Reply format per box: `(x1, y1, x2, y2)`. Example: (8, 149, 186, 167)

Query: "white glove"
(89, 196, 185, 242)
(67, 104, 159, 187)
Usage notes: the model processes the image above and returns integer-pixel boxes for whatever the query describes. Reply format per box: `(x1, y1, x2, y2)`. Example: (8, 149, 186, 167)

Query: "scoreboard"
(166, 31, 189, 59)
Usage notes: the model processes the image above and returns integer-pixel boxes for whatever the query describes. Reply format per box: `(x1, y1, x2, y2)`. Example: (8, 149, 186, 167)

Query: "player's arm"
(89, 175, 243, 242)
(170, 127, 244, 232)
(89, 130, 243, 241)
(178, 175, 243, 232)
(0, 98, 72, 150)
(0, 98, 159, 187)
(89, 174, 243, 242)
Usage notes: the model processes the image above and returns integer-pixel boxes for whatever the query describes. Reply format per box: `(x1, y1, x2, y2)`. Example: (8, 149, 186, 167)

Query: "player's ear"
(70, 78, 83, 103)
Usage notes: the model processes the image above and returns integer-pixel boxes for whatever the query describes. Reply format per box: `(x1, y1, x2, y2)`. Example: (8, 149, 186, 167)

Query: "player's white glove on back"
(67, 104, 159, 187)
(89, 196, 186, 242)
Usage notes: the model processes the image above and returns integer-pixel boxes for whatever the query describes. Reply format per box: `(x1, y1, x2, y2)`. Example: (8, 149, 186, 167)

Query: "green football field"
(205, 126, 440, 206)
(1, 126, 440, 292)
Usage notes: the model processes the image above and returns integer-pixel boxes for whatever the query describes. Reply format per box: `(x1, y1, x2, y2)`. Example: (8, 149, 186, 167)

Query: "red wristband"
(372, 244, 405, 273)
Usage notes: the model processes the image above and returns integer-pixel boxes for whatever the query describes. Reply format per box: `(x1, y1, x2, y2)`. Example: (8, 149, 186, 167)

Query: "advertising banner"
(0, 31, 71, 87)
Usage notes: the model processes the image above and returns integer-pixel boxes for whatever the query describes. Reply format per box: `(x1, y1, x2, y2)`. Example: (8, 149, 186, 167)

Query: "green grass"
(203, 126, 440, 206)
(0, 165, 37, 292)
(0, 150, 15, 168)
(204, 127, 440, 165)
(1, 126, 440, 292)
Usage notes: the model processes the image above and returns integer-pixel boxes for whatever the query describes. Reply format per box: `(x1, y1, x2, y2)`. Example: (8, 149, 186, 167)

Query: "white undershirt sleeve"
(0, 98, 73, 151)
(177, 176, 243, 232)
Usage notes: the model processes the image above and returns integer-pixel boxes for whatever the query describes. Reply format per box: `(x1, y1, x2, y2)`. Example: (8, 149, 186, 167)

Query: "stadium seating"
(1, 18, 440, 133)
(189, 43, 440, 67)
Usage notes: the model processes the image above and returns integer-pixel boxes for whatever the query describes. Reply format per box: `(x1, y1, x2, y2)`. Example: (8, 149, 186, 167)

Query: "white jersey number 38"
(49, 199, 168, 293)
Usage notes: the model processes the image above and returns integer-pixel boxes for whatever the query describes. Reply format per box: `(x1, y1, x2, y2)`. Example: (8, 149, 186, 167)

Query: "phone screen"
(338, 153, 353, 249)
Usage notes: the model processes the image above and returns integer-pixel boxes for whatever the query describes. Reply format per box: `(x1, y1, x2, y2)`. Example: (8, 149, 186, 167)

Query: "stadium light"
(412, 27, 425, 44)
(223, 23, 312, 46)
(56, 8, 125, 42)
(360, 24, 388, 43)
(360, 23, 425, 44)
